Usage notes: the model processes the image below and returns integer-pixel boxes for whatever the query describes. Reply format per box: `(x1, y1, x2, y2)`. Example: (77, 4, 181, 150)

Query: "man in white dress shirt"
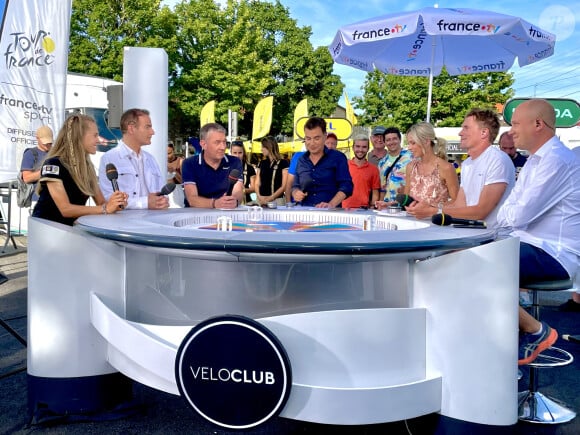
(497, 99, 580, 365)
(99, 108, 169, 210)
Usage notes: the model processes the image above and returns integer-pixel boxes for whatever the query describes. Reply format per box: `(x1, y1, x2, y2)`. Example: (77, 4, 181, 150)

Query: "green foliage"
(353, 68, 515, 131)
(69, 0, 178, 82)
(68, 0, 343, 138)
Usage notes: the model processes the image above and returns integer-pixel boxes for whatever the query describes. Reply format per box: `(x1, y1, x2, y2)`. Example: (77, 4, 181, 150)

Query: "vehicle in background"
(65, 107, 121, 152)
(66, 72, 123, 170)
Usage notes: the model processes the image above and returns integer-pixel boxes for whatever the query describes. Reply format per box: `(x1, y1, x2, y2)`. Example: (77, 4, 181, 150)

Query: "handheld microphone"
(157, 182, 176, 196)
(226, 169, 241, 196)
(300, 175, 313, 193)
(105, 163, 119, 191)
(431, 213, 486, 228)
(296, 176, 313, 205)
(105, 163, 124, 209)
(395, 193, 415, 209)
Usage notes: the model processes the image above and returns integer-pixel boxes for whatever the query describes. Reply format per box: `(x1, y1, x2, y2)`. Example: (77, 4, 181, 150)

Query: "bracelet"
(102, 204, 108, 215)
(211, 198, 216, 209)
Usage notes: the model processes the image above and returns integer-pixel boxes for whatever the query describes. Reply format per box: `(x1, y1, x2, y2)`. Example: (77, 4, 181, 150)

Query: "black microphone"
(105, 163, 120, 191)
(562, 334, 580, 344)
(297, 175, 313, 205)
(395, 193, 415, 210)
(226, 169, 241, 196)
(300, 175, 313, 193)
(431, 213, 486, 228)
(105, 163, 124, 209)
(157, 183, 176, 196)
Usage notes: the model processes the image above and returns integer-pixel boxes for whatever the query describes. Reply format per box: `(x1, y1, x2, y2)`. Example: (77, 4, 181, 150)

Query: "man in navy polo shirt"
(182, 123, 243, 208)
(291, 117, 353, 208)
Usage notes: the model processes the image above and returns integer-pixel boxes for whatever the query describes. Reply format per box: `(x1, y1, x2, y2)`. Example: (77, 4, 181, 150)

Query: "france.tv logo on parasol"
(4, 30, 57, 69)
(341, 56, 369, 70)
(436, 19, 501, 34)
(351, 22, 408, 41)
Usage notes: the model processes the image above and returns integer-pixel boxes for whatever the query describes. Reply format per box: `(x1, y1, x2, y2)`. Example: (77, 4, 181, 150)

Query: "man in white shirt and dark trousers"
(497, 99, 580, 365)
(99, 108, 169, 210)
(406, 108, 514, 226)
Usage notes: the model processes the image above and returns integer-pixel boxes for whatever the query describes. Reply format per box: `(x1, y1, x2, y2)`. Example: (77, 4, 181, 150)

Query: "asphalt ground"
(1, 234, 579, 434)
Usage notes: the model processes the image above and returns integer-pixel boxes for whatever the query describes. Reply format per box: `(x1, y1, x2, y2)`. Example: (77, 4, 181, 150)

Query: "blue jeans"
(520, 242, 570, 286)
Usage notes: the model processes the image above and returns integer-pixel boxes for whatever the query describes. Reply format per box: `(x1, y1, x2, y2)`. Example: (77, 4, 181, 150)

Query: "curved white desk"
(27, 208, 518, 426)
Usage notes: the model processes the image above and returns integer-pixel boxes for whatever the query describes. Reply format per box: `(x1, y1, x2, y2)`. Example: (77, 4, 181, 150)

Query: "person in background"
(182, 123, 243, 208)
(389, 122, 458, 211)
(559, 145, 580, 312)
(496, 99, 580, 365)
(285, 149, 304, 203)
(255, 136, 288, 206)
(499, 131, 527, 179)
(99, 108, 169, 210)
(20, 125, 54, 202)
(167, 141, 185, 207)
(167, 141, 183, 185)
(377, 127, 412, 202)
(292, 117, 353, 208)
(325, 132, 338, 150)
(342, 134, 380, 209)
(367, 125, 387, 166)
(32, 114, 127, 225)
(230, 141, 256, 204)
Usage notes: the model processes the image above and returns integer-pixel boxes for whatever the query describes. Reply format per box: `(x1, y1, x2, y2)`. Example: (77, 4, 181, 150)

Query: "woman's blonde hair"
(406, 122, 447, 160)
(42, 114, 99, 196)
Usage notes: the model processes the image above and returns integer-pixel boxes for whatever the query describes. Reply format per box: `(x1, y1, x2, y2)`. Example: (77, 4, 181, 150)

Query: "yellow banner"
(295, 117, 352, 141)
(293, 99, 308, 141)
(252, 96, 274, 140)
(344, 92, 357, 126)
(200, 100, 215, 127)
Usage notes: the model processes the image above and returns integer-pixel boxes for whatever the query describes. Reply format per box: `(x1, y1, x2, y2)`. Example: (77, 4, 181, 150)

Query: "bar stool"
(518, 278, 576, 424)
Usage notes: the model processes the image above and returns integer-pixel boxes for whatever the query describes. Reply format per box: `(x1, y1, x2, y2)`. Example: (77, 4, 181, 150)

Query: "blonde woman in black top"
(33, 114, 127, 225)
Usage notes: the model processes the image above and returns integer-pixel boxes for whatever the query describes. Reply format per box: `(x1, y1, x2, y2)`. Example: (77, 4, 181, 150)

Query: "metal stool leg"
(518, 389, 577, 424)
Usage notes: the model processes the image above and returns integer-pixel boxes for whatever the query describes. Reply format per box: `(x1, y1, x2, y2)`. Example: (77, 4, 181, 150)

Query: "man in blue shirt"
(291, 117, 353, 208)
(182, 123, 243, 208)
(499, 131, 527, 179)
(20, 125, 53, 203)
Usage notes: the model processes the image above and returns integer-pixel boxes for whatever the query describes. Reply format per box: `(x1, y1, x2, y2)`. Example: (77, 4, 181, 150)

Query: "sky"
(162, 0, 580, 108)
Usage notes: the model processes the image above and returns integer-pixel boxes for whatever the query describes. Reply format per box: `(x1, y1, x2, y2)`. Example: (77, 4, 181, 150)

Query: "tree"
(353, 69, 515, 131)
(173, 0, 342, 136)
(68, 0, 344, 138)
(244, 1, 342, 133)
(69, 0, 178, 82)
(171, 0, 274, 136)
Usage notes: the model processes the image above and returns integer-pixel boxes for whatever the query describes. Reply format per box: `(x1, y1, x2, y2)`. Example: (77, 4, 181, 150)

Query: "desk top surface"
(74, 207, 496, 255)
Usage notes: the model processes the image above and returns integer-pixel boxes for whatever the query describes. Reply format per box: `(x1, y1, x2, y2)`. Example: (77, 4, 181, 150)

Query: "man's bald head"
(510, 99, 556, 154)
(522, 99, 556, 131)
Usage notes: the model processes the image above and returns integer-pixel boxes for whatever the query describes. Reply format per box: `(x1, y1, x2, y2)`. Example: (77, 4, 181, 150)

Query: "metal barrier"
(0, 182, 18, 253)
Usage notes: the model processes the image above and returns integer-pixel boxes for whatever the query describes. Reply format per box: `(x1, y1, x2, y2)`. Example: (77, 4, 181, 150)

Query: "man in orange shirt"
(343, 134, 380, 209)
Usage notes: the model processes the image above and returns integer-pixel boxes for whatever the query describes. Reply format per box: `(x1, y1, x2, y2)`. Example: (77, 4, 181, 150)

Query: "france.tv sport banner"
(0, 0, 72, 182)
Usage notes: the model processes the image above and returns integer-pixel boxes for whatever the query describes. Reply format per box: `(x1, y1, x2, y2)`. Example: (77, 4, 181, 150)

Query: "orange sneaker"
(518, 322, 558, 366)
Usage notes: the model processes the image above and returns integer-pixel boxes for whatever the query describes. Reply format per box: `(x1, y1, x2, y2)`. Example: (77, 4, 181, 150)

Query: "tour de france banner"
(0, 0, 72, 182)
